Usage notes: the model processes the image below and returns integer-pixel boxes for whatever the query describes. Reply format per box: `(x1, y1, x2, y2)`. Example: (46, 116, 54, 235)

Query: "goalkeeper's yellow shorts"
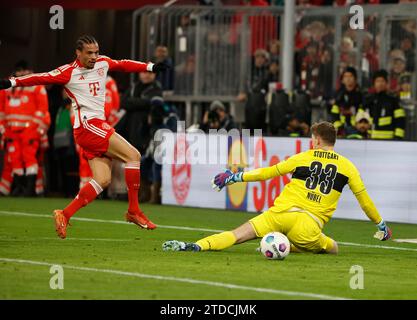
(249, 209, 334, 253)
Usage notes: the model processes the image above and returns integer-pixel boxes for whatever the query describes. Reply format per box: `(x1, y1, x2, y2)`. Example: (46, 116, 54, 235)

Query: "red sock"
(63, 179, 103, 220)
(125, 161, 141, 213)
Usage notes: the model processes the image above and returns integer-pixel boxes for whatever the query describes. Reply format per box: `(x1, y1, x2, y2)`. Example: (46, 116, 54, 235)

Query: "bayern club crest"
(101, 122, 112, 130)
(171, 134, 191, 205)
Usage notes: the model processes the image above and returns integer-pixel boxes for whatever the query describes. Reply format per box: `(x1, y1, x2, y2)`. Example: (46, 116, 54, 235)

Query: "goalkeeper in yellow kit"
(163, 121, 392, 254)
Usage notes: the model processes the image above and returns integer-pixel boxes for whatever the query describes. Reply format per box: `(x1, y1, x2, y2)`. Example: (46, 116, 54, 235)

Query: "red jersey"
(10, 56, 152, 129)
(0, 84, 50, 132)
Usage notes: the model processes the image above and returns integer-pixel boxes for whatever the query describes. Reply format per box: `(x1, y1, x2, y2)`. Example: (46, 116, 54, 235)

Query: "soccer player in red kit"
(0, 35, 168, 238)
(0, 61, 50, 197)
(74, 76, 121, 189)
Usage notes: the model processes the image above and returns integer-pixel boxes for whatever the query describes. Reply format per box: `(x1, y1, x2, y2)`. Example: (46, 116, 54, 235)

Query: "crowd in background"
(0, 59, 179, 202)
(0, 1, 416, 199)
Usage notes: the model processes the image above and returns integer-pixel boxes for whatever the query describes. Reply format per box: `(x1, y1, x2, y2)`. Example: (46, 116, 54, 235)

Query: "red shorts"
(73, 118, 115, 160)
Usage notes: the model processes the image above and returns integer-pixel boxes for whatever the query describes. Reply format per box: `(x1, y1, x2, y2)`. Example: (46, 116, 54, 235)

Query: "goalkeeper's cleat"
(53, 209, 70, 239)
(162, 240, 201, 252)
(125, 210, 156, 230)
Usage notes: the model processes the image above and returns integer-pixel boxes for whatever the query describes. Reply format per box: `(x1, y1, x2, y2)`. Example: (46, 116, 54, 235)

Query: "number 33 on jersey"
(271, 149, 366, 225)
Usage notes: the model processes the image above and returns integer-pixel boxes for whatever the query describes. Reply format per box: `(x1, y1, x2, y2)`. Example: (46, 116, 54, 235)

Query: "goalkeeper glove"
(152, 62, 170, 73)
(0, 79, 11, 90)
(374, 219, 392, 241)
(211, 169, 243, 192)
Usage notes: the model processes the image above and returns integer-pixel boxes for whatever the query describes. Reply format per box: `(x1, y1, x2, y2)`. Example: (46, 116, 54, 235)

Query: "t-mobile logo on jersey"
(89, 82, 100, 96)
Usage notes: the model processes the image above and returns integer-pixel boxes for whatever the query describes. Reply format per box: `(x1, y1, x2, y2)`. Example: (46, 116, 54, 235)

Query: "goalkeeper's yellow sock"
(196, 231, 237, 251)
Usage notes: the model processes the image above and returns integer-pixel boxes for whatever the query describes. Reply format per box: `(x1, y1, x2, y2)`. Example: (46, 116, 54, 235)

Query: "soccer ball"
(260, 232, 290, 260)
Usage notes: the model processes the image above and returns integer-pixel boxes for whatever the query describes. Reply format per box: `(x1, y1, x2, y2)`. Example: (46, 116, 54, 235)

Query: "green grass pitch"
(0, 197, 417, 300)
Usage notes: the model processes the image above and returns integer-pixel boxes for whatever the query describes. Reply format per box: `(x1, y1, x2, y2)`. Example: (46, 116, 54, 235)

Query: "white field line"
(0, 237, 132, 242)
(337, 241, 417, 252)
(40, 237, 131, 242)
(0, 210, 224, 233)
(0, 257, 349, 300)
(1, 210, 417, 252)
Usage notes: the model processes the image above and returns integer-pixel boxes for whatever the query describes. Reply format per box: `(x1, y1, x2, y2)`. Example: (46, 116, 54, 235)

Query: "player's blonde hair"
(311, 121, 336, 146)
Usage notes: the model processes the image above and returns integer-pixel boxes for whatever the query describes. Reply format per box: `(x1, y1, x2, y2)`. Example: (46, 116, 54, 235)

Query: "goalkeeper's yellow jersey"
(243, 149, 367, 225)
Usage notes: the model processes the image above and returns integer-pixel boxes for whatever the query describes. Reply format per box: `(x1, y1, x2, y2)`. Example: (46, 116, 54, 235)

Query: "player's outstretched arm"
(103, 56, 169, 74)
(211, 154, 301, 191)
(211, 165, 280, 192)
(355, 190, 392, 241)
(0, 67, 71, 90)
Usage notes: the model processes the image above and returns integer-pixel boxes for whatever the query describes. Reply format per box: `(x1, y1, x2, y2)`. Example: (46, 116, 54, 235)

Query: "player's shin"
(124, 161, 141, 213)
(63, 179, 103, 220)
(195, 231, 237, 251)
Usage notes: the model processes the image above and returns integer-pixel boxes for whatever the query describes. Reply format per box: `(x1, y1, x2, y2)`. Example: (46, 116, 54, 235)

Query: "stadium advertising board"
(162, 134, 417, 224)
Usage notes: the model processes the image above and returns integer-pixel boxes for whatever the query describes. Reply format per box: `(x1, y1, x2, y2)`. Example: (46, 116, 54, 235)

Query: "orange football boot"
(125, 210, 156, 230)
(53, 209, 70, 239)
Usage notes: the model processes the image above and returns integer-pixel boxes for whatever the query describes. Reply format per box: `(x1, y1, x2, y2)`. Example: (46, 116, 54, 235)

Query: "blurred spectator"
(268, 39, 280, 62)
(252, 48, 270, 84)
(330, 67, 364, 137)
(238, 49, 269, 131)
(206, 110, 222, 131)
(389, 55, 408, 93)
(339, 37, 357, 72)
(0, 60, 50, 197)
(346, 110, 372, 139)
(361, 32, 379, 88)
(118, 71, 163, 154)
(279, 115, 310, 137)
(200, 100, 237, 133)
(300, 41, 322, 98)
(319, 46, 334, 98)
(141, 97, 179, 204)
(154, 45, 174, 91)
(268, 88, 291, 135)
(175, 55, 195, 95)
(265, 57, 280, 94)
(389, 48, 407, 62)
(53, 93, 78, 197)
(294, 17, 334, 98)
(399, 72, 412, 100)
(399, 35, 415, 72)
(364, 69, 406, 140)
(265, 58, 281, 117)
